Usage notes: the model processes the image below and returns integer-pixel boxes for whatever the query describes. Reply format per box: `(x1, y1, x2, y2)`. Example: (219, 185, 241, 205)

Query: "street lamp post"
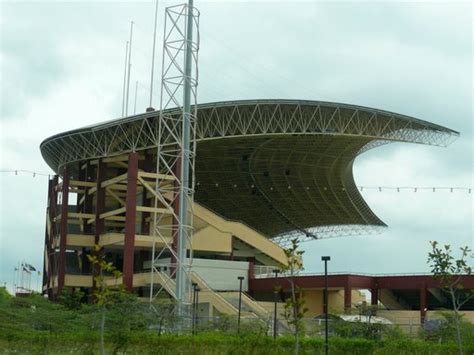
(191, 282, 197, 334)
(195, 285, 200, 333)
(321, 256, 331, 355)
(237, 276, 244, 333)
(272, 269, 280, 340)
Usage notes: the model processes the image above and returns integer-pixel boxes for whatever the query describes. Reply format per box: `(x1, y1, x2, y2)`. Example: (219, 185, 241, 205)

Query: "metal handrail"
(254, 270, 438, 278)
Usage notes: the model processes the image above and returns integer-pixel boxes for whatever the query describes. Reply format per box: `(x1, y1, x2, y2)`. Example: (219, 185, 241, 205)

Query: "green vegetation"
(1, 287, 474, 354)
(87, 244, 127, 354)
(280, 238, 309, 354)
(428, 241, 473, 355)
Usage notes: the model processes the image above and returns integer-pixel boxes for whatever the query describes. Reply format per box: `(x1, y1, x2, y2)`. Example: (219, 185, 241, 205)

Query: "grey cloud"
(1, 1, 472, 288)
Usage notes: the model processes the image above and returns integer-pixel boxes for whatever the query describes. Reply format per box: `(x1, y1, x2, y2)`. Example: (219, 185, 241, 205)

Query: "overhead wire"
(1, 169, 471, 194)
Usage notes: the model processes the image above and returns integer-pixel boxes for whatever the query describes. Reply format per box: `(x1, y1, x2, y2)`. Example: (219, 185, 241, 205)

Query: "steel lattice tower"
(149, 1, 200, 319)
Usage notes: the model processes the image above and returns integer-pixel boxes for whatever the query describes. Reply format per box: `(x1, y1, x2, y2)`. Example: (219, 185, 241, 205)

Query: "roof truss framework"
(40, 100, 458, 241)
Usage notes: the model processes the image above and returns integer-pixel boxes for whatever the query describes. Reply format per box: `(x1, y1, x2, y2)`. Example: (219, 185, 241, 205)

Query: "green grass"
(1, 289, 473, 354)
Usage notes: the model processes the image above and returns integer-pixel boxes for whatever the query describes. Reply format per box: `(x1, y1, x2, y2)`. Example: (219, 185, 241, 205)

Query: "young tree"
(427, 241, 473, 355)
(281, 238, 308, 354)
(87, 244, 124, 355)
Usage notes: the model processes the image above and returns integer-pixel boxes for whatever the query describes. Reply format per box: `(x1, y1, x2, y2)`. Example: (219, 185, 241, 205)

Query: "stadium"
(40, 99, 473, 327)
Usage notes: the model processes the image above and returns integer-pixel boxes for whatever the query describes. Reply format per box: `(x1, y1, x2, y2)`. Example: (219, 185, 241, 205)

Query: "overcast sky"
(0, 1, 472, 292)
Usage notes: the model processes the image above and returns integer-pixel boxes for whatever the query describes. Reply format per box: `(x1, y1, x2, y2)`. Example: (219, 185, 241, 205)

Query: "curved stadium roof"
(40, 99, 458, 241)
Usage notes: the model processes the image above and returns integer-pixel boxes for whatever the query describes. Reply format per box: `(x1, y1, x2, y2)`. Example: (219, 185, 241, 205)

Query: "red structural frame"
(57, 167, 69, 295)
(249, 274, 474, 323)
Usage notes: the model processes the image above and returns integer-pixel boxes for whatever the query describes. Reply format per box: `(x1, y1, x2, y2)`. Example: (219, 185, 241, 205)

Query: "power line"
(1, 170, 471, 194)
(0, 170, 51, 178)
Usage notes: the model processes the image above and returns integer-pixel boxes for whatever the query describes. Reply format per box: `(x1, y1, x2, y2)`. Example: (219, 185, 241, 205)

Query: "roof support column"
(76, 161, 85, 213)
(371, 287, 379, 306)
(57, 166, 70, 296)
(247, 257, 256, 280)
(48, 175, 59, 298)
(123, 152, 138, 291)
(42, 176, 54, 295)
(82, 161, 94, 275)
(344, 279, 352, 314)
(83, 161, 94, 235)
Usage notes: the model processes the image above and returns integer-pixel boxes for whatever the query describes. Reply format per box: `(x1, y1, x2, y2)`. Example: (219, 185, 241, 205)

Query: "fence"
(147, 312, 423, 339)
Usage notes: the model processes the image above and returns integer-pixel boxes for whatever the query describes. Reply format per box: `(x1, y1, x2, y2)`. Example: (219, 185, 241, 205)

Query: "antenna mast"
(125, 21, 134, 116)
(121, 41, 129, 117)
(148, 0, 159, 110)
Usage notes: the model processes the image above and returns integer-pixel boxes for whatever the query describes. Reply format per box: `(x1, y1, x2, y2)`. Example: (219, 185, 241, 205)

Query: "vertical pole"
(170, 151, 181, 279)
(134, 81, 138, 114)
(149, 0, 159, 108)
(195, 286, 200, 332)
(121, 41, 129, 117)
(237, 276, 244, 333)
(125, 21, 134, 116)
(191, 283, 196, 334)
(273, 269, 279, 340)
(176, 0, 195, 317)
(123, 152, 138, 291)
(20, 261, 24, 293)
(324, 260, 328, 355)
(321, 256, 331, 355)
(58, 166, 70, 296)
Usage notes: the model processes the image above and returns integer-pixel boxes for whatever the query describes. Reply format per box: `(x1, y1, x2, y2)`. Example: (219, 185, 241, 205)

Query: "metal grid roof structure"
(40, 99, 458, 241)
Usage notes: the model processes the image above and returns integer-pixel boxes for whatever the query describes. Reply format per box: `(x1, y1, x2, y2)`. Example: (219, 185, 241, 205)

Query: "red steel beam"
(83, 160, 93, 234)
(57, 166, 70, 295)
(42, 177, 54, 294)
(250, 274, 474, 292)
(250, 274, 374, 291)
(371, 287, 379, 306)
(123, 152, 139, 291)
(48, 175, 58, 298)
(344, 282, 352, 312)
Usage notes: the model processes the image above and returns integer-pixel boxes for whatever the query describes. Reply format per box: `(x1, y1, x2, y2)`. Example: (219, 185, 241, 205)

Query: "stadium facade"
(40, 99, 463, 322)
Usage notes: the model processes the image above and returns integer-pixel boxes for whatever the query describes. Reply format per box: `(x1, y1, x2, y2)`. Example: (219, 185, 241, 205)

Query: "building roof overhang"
(40, 99, 458, 241)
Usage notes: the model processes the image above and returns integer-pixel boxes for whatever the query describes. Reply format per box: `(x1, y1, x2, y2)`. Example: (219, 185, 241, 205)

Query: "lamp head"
(238, 276, 245, 281)
(321, 256, 331, 261)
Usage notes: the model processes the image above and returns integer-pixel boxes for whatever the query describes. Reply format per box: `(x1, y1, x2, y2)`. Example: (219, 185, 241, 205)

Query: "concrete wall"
(191, 258, 249, 291)
(304, 289, 367, 317)
(153, 258, 249, 291)
(304, 290, 346, 316)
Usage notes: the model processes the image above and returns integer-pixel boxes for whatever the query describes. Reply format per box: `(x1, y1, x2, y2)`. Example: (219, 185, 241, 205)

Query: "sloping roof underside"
(40, 100, 458, 239)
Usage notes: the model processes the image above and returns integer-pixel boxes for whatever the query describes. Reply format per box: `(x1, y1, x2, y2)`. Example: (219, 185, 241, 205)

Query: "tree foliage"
(427, 241, 473, 355)
(280, 238, 308, 354)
